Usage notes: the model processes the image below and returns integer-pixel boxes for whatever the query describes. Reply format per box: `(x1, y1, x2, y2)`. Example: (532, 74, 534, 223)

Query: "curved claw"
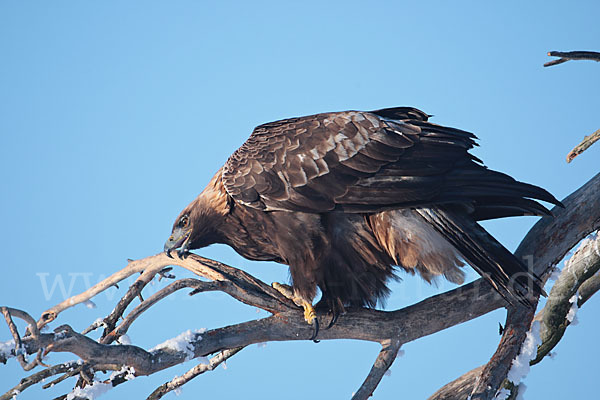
(177, 249, 189, 259)
(165, 249, 173, 259)
(310, 318, 320, 343)
(324, 310, 339, 330)
(177, 239, 191, 258)
(177, 242, 190, 258)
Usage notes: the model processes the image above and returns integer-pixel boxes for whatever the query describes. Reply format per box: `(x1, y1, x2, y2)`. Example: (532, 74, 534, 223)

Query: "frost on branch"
(65, 366, 135, 400)
(505, 321, 541, 384)
(150, 329, 207, 362)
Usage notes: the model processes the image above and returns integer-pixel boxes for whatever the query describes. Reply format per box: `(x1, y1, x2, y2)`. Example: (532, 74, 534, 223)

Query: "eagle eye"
(180, 216, 189, 227)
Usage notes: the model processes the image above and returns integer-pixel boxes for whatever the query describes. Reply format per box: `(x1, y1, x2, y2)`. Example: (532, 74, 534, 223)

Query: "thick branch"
(428, 366, 484, 400)
(469, 304, 537, 399)
(532, 232, 600, 364)
(544, 50, 600, 67)
(578, 269, 600, 305)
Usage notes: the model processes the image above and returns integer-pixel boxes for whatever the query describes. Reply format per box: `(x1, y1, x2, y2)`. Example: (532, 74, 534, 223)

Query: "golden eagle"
(164, 107, 561, 339)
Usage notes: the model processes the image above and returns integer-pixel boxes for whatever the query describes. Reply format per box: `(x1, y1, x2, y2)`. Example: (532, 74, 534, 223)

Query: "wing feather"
(222, 107, 562, 215)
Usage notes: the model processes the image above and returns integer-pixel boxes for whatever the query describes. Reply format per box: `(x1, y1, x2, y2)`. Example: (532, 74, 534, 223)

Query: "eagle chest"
(224, 206, 326, 265)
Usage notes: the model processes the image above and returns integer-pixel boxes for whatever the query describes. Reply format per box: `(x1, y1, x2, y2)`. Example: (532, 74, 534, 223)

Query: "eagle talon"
(271, 282, 320, 341)
(310, 318, 320, 342)
(324, 311, 339, 330)
(315, 297, 343, 330)
(165, 249, 173, 259)
(177, 249, 189, 259)
(301, 300, 320, 342)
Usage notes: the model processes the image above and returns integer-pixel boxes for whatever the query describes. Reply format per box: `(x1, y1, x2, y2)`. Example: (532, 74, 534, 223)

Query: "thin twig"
(105, 279, 223, 343)
(37, 251, 280, 332)
(1, 307, 45, 371)
(146, 347, 244, 400)
(99, 267, 167, 344)
(81, 318, 106, 336)
(352, 338, 401, 400)
(566, 128, 600, 163)
(1, 307, 23, 356)
(42, 365, 85, 389)
(544, 50, 600, 67)
(37, 254, 168, 329)
(0, 361, 82, 400)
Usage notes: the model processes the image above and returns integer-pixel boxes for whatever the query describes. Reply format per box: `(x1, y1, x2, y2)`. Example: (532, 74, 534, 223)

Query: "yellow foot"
(272, 282, 319, 340)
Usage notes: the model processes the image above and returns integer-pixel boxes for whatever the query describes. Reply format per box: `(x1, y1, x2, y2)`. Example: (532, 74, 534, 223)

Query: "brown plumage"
(165, 107, 562, 319)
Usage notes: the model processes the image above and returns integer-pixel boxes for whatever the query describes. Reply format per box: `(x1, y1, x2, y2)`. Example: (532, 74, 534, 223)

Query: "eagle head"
(164, 170, 230, 258)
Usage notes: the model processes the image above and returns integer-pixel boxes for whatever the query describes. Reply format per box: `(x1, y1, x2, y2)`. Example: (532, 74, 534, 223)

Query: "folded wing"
(222, 106, 560, 219)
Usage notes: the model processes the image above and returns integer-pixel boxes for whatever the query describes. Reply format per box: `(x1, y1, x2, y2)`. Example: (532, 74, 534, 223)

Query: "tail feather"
(415, 207, 545, 307)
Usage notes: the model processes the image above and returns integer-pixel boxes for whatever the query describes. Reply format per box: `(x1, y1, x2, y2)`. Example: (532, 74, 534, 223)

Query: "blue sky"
(1, 1, 599, 399)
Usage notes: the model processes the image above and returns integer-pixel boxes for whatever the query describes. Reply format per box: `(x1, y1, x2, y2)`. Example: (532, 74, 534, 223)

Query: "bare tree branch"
(107, 278, 224, 343)
(99, 264, 168, 344)
(469, 304, 537, 400)
(0, 361, 82, 400)
(427, 366, 484, 400)
(578, 269, 600, 305)
(542, 50, 600, 163)
(544, 50, 600, 67)
(566, 128, 600, 163)
(37, 253, 234, 330)
(532, 231, 600, 364)
(467, 169, 600, 398)
(352, 338, 402, 400)
(37, 255, 169, 329)
(1, 307, 46, 371)
(147, 346, 244, 400)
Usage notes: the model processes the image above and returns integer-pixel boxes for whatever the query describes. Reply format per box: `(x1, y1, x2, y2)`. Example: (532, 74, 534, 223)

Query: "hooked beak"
(164, 227, 192, 258)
